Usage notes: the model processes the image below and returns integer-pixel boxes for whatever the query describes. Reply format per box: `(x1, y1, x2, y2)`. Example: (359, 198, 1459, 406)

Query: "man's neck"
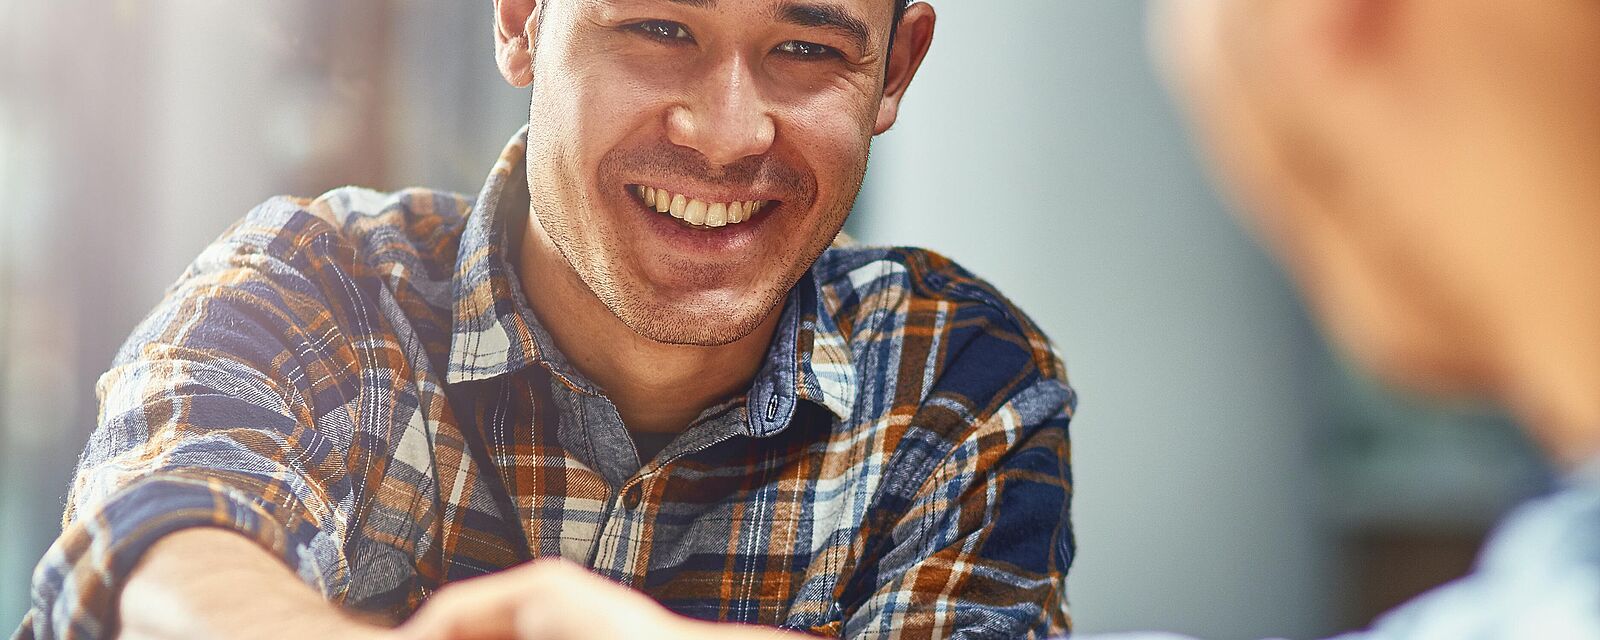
(1497, 298, 1600, 470)
(516, 215, 781, 435)
(1483, 191, 1600, 470)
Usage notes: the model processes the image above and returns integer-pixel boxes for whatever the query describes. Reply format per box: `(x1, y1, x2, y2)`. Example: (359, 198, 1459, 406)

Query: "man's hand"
(398, 558, 799, 640)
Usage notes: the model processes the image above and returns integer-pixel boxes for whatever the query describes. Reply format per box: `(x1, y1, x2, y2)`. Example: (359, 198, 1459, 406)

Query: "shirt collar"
(445, 125, 554, 384)
(445, 126, 858, 426)
(744, 271, 859, 435)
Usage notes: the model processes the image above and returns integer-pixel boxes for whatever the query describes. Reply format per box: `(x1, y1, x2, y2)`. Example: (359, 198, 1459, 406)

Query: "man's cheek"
(796, 113, 871, 170)
(566, 82, 653, 144)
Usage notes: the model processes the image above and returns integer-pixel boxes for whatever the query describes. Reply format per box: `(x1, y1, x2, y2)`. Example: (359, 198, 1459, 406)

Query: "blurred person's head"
(1156, 0, 1600, 464)
(491, 0, 934, 347)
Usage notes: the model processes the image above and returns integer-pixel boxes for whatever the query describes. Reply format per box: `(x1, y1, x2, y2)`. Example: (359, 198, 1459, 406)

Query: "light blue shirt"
(1081, 458, 1600, 640)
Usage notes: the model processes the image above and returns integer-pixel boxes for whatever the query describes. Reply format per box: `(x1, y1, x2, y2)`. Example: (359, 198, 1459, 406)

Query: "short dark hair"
(889, 0, 912, 50)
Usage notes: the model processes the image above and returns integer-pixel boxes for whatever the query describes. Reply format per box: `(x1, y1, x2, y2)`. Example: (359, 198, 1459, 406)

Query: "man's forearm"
(118, 528, 387, 640)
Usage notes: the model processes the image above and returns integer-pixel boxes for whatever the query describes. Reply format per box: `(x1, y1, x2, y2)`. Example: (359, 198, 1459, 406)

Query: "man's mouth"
(630, 184, 771, 229)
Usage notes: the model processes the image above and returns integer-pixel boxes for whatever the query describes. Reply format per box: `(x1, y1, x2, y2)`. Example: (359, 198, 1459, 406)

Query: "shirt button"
(622, 485, 642, 509)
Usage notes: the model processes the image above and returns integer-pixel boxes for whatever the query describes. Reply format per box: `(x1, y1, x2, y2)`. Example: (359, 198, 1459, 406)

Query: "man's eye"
(633, 21, 693, 42)
(774, 40, 840, 59)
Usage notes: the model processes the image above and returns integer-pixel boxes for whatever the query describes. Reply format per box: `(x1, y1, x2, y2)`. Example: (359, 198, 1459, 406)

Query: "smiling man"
(17, 1, 1076, 639)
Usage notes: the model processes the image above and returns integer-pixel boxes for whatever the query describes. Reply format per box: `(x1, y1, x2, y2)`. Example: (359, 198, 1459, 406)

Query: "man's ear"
(494, 0, 541, 87)
(873, 3, 936, 135)
(1320, 0, 1398, 61)
(1262, 0, 1398, 76)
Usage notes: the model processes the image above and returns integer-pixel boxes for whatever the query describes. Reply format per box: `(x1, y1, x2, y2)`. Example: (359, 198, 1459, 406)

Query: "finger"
(401, 577, 527, 640)
(513, 602, 561, 640)
(402, 558, 592, 640)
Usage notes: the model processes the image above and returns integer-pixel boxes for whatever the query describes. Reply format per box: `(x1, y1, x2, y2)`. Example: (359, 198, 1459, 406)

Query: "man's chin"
(616, 302, 779, 348)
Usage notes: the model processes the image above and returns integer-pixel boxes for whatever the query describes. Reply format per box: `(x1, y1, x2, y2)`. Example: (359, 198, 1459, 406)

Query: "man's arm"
(20, 205, 387, 639)
(118, 529, 387, 640)
(840, 378, 1076, 638)
(118, 522, 805, 640)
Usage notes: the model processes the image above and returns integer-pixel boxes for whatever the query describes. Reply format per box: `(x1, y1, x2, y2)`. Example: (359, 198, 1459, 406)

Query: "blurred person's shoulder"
(813, 241, 1071, 403)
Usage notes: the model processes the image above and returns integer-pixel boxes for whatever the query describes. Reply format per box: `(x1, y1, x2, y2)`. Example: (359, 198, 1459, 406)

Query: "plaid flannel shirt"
(18, 127, 1076, 639)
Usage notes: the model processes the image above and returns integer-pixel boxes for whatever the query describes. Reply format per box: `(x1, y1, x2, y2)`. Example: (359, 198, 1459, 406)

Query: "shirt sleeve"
(1327, 481, 1600, 640)
(841, 378, 1076, 639)
(21, 213, 362, 640)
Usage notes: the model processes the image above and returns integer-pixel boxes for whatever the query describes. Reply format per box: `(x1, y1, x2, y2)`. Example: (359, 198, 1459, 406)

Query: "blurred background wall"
(0, 1, 1549, 637)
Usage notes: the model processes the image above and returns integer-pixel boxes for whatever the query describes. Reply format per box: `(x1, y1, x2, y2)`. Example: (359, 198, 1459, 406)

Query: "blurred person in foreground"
(1097, 0, 1600, 638)
(16, 1, 1079, 639)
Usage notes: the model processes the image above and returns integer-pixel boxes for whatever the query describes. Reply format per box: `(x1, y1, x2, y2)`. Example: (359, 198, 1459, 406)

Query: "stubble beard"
(535, 200, 841, 347)
(524, 127, 864, 348)
(528, 186, 857, 348)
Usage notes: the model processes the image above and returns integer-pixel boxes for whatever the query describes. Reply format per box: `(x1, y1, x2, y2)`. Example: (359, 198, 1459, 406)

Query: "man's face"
(518, 0, 906, 346)
(1155, 0, 1600, 395)
(1152, 0, 1458, 387)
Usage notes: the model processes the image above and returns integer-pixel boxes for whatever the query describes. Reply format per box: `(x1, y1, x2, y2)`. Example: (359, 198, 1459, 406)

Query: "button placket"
(592, 474, 652, 572)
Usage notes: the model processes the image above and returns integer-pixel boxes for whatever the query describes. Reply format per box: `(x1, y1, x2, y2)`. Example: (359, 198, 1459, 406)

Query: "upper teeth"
(635, 185, 769, 228)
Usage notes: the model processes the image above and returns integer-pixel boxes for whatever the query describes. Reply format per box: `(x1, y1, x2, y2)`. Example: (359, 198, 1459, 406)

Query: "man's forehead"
(594, 0, 896, 27)
(593, 0, 893, 50)
(630, 0, 890, 13)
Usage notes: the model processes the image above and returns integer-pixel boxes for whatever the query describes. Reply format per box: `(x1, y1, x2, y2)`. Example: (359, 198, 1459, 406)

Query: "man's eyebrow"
(660, 0, 717, 7)
(776, 2, 872, 51)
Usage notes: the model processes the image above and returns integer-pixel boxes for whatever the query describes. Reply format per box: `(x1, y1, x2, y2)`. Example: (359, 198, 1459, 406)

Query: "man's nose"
(666, 57, 776, 167)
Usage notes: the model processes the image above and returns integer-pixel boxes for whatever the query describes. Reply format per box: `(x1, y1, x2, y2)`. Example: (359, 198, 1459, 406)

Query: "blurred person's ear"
(494, 0, 541, 87)
(873, 3, 937, 135)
